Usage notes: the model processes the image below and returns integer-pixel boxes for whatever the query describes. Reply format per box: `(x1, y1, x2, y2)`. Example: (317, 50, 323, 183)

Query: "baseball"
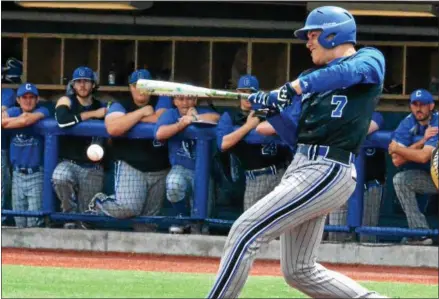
(87, 144, 104, 162)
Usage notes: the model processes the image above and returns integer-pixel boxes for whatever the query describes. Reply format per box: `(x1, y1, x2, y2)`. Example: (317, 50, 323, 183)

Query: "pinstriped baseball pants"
(207, 152, 386, 298)
(393, 169, 438, 229)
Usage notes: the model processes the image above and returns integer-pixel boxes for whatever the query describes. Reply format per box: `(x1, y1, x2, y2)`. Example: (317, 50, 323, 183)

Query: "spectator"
(52, 66, 106, 229)
(88, 70, 172, 232)
(327, 112, 386, 242)
(1, 87, 16, 222)
(217, 75, 291, 212)
(389, 89, 438, 245)
(1, 83, 49, 227)
(155, 93, 220, 234)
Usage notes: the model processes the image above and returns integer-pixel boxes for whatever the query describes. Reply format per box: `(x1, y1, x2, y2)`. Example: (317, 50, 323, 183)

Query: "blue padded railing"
(2, 118, 437, 238)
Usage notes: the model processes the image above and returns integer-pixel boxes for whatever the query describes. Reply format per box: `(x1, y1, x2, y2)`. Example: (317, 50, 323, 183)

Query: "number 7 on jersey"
(331, 95, 348, 118)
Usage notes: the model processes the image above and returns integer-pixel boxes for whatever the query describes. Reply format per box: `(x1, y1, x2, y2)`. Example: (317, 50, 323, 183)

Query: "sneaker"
(169, 225, 186, 234)
(63, 222, 77, 229)
(401, 236, 433, 246)
(88, 192, 107, 211)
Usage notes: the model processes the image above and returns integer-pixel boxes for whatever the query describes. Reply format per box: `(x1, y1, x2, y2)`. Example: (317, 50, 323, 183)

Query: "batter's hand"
(424, 126, 439, 142)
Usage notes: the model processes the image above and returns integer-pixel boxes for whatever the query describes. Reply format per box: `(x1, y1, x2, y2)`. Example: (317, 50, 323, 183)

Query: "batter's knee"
(166, 177, 189, 204)
(281, 263, 318, 288)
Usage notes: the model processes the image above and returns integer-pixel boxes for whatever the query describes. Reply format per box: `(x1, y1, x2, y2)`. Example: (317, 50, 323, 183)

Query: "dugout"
(1, 1, 438, 240)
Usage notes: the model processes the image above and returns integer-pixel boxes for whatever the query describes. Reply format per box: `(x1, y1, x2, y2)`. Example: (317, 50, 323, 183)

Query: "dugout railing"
(2, 118, 438, 239)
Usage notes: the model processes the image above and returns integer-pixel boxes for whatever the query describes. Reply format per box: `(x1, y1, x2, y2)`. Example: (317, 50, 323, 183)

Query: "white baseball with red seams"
(87, 144, 104, 162)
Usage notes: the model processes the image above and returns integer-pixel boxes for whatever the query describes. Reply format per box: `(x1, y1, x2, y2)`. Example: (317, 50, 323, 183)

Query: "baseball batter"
(217, 75, 291, 211)
(1, 83, 49, 227)
(206, 6, 387, 298)
(88, 70, 172, 226)
(52, 66, 106, 229)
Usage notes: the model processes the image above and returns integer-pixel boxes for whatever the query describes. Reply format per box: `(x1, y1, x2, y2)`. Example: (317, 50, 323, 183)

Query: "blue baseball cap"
(72, 66, 95, 81)
(17, 83, 39, 97)
(410, 89, 434, 105)
(129, 69, 152, 84)
(237, 75, 259, 92)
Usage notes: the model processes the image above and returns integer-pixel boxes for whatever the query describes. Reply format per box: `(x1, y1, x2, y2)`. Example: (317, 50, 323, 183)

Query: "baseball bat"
(136, 79, 250, 100)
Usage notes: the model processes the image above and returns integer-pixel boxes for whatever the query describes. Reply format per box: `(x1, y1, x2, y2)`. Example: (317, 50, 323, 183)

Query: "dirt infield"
(2, 248, 438, 285)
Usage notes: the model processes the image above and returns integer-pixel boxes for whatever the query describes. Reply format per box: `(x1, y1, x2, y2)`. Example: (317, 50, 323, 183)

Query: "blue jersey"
(2, 88, 16, 150)
(393, 110, 439, 171)
(296, 47, 385, 154)
(7, 106, 50, 168)
(266, 100, 302, 152)
(155, 107, 217, 170)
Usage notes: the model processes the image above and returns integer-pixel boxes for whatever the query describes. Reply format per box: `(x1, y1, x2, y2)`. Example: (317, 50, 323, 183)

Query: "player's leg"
(91, 161, 146, 219)
(360, 181, 384, 243)
(11, 171, 27, 228)
(281, 216, 385, 298)
(166, 165, 193, 233)
(77, 165, 104, 213)
(327, 204, 350, 241)
(243, 170, 285, 211)
(51, 161, 79, 214)
(206, 155, 359, 299)
(24, 171, 44, 227)
(133, 168, 168, 232)
(393, 169, 437, 229)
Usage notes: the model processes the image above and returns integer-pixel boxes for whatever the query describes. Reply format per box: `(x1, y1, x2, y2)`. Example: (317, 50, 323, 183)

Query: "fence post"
(347, 148, 365, 228)
(42, 134, 58, 218)
(193, 139, 212, 219)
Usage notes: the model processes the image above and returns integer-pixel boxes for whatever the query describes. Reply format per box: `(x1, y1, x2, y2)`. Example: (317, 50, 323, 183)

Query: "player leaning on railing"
(52, 66, 107, 229)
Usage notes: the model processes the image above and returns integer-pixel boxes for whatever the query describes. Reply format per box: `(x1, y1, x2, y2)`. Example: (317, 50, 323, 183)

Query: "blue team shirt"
(106, 96, 173, 116)
(393, 110, 439, 170)
(2, 88, 16, 150)
(299, 47, 385, 94)
(7, 106, 50, 168)
(155, 107, 217, 170)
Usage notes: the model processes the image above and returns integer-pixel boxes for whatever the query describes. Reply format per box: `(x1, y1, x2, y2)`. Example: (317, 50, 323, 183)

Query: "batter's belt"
(297, 144, 354, 165)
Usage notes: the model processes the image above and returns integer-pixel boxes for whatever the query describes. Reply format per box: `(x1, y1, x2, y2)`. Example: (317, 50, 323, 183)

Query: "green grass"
(2, 265, 437, 298)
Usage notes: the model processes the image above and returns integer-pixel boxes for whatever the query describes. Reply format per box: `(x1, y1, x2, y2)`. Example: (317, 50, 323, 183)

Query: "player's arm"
(140, 97, 173, 123)
(2, 107, 49, 129)
(390, 143, 435, 164)
(256, 121, 276, 136)
(140, 108, 167, 123)
(291, 48, 385, 95)
(194, 110, 220, 123)
(155, 110, 190, 141)
(220, 112, 260, 151)
(105, 103, 152, 136)
(55, 96, 106, 128)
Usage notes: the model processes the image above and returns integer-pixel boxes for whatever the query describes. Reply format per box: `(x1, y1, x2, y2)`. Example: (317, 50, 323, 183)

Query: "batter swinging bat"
(136, 79, 250, 100)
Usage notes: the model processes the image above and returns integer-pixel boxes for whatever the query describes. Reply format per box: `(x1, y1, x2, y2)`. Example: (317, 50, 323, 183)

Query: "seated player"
(155, 93, 219, 234)
(389, 89, 438, 245)
(1, 83, 49, 227)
